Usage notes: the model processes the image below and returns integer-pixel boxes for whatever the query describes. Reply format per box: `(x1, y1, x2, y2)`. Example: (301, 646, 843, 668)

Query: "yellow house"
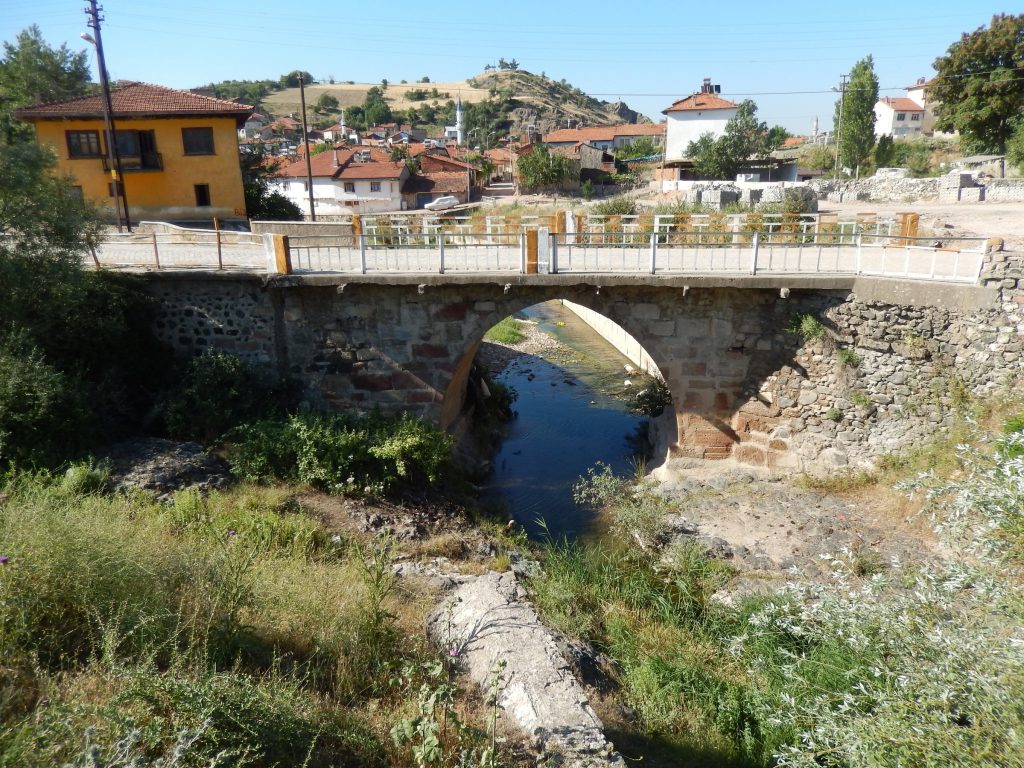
(16, 82, 253, 223)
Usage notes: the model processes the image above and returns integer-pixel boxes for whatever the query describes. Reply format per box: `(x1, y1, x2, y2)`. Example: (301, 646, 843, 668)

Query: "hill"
(260, 69, 648, 136)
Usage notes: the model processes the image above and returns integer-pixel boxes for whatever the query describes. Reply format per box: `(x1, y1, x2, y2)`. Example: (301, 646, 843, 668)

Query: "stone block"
(632, 303, 661, 320)
(433, 302, 469, 321)
(693, 428, 736, 448)
(352, 373, 394, 391)
(958, 186, 982, 203)
(412, 343, 449, 358)
(703, 446, 732, 460)
(733, 444, 766, 465)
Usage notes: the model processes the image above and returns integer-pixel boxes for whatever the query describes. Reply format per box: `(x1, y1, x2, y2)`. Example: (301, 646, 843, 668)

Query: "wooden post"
(525, 229, 538, 274)
(151, 232, 160, 269)
(351, 214, 362, 237)
(272, 234, 292, 274)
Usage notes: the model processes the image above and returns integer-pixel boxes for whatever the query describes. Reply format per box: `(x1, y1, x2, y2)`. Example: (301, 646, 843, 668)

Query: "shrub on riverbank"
(227, 411, 455, 495)
(484, 316, 526, 345)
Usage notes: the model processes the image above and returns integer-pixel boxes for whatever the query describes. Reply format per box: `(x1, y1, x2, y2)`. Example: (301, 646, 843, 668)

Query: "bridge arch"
(436, 286, 756, 466)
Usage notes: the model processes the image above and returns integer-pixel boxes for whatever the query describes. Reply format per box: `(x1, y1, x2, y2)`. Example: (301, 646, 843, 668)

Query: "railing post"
(359, 235, 367, 274)
(537, 227, 550, 274)
(216, 229, 223, 270)
(525, 229, 538, 274)
(439, 236, 445, 274)
(151, 233, 160, 269)
(551, 233, 559, 273)
(520, 233, 526, 274)
(649, 233, 657, 274)
(855, 234, 863, 274)
(904, 243, 911, 277)
(750, 231, 759, 275)
(271, 234, 292, 274)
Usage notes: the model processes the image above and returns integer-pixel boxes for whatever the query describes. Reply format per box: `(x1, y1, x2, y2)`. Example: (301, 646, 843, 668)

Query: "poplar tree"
(835, 56, 878, 171)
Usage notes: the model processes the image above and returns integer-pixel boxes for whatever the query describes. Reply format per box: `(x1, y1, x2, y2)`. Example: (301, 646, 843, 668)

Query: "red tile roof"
(277, 149, 403, 180)
(338, 161, 406, 180)
(544, 123, 665, 144)
(663, 93, 738, 113)
(782, 137, 805, 147)
(612, 123, 666, 137)
(420, 153, 474, 171)
(16, 81, 253, 121)
(878, 97, 924, 112)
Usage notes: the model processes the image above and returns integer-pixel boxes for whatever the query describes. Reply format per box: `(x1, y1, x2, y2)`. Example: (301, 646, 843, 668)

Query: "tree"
(766, 125, 791, 149)
(239, 145, 303, 221)
(515, 145, 575, 191)
(1008, 118, 1024, 173)
(686, 100, 771, 179)
(279, 70, 315, 88)
(614, 135, 661, 160)
(835, 56, 878, 170)
(0, 26, 91, 144)
(316, 93, 339, 112)
(931, 14, 1024, 153)
(0, 143, 167, 466)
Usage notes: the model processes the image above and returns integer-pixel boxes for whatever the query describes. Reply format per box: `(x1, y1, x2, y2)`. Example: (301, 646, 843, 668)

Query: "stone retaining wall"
(811, 176, 1024, 205)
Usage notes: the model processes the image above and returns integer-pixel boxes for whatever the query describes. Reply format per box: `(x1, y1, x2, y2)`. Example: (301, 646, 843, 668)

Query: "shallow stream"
(481, 301, 648, 540)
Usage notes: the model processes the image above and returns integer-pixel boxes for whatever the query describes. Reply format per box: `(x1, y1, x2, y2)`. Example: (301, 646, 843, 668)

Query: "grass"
(483, 316, 526, 345)
(0, 474, 503, 767)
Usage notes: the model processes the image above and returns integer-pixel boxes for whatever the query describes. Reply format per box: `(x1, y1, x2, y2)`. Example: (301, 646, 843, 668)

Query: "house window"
(194, 184, 211, 207)
(66, 130, 101, 158)
(370, 181, 381, 192)
(182, 127, 215, 155)
(344, 182, 355, 193)
(896, 113, 906, 121)
(70, 186, 83, 200)
(911, 113, 921, 122)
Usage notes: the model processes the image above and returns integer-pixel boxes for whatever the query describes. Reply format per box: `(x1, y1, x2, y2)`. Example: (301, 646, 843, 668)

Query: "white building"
(874, 97, 925, 139)
(663, 80, 738, 163)
(273, 148, 409, 216)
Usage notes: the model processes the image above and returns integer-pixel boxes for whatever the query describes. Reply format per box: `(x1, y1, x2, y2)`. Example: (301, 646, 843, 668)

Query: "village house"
(662, 79, 738, 162)
(873, 97, 925, 139)
(542, 123, 665, 154)
(238, 112, 272, 140)
(272, 148, 408, 215)
(15, 81, 252, 223)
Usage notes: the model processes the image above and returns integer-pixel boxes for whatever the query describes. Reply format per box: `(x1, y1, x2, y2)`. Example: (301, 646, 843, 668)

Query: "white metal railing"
(80, 227, 990, 285)
(91, 229, 264, 269)
(289, 233, 525, 274)
(548, 232, 988, 283)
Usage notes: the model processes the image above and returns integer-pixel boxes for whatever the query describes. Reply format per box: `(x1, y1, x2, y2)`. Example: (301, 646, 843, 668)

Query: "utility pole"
(83, 0, 130, 231)
(298, 73, 316, 221)
(833, 73, 848, 174)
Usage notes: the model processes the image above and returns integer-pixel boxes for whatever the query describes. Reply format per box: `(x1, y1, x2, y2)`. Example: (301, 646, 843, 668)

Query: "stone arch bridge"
(145, 267, 1021, 470)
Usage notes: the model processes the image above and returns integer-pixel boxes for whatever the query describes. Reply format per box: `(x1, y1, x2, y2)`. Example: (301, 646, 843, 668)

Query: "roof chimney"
(332, 150, 339, 167)
(702, 77, 712, 93)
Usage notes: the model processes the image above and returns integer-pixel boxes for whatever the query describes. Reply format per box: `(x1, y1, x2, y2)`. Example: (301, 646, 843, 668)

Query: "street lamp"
(81, 14, 131, 232)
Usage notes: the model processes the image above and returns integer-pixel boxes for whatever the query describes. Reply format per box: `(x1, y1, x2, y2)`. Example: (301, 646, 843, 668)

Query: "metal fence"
(289, 233, 525, 274)
(92, 230, 264, 269)
(548, 232, 988, 283)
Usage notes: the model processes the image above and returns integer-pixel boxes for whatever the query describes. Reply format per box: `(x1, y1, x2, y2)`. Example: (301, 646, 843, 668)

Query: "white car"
(424, 195, 459, 211)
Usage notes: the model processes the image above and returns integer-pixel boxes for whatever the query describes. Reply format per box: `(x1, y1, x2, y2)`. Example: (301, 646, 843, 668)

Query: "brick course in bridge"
(143, 266, 1023, 470)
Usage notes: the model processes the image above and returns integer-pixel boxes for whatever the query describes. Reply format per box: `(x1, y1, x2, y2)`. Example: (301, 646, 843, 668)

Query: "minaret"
(812, 116, 819, 138)
(456, 94, 463, 145)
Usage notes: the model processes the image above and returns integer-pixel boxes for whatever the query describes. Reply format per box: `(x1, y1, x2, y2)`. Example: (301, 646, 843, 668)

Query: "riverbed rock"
(106, 438, 232, 500)
(427, 572, 626, 767)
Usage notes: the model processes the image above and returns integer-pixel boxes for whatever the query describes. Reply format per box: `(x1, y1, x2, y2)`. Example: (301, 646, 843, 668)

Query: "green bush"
(483, 316, 526, 345)
(228, 412, 455, 495)
(788, 313, 828, 342)
(163, 351, 270, 443)
(835, 347, 862, 368)
(0, 334, 87, 469)
(592, 195, 636, 217)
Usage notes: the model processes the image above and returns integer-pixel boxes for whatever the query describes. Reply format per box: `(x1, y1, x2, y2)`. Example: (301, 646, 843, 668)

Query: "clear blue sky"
(3, 0, 1014, 134)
